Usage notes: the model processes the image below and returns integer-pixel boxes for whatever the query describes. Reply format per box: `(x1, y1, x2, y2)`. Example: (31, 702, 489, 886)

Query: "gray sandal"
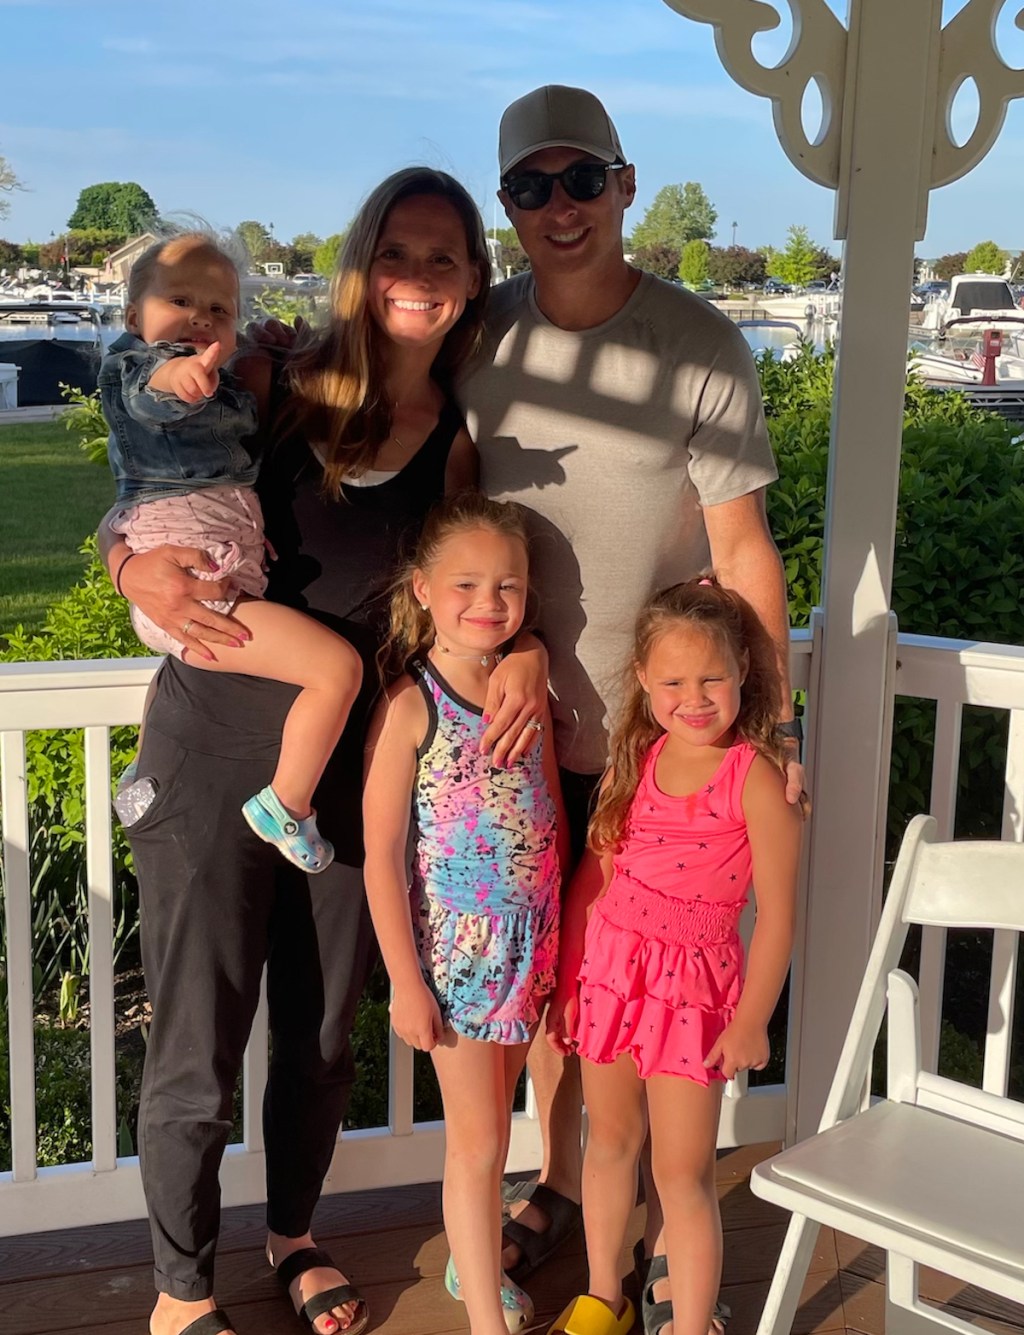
(637, 1247, 730, 1335)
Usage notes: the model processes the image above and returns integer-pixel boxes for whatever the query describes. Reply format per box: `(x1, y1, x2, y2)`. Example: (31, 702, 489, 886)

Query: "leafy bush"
(764, 347, 1024, 847)
(251, 287, 318, 325)
(0, 539, 148, 1002)
(0, 1011, 144, 1170)
(59, 383, 108, 465)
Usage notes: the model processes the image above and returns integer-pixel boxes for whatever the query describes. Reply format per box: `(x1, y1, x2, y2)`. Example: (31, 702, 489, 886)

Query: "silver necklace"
(433, 641, 504, 668)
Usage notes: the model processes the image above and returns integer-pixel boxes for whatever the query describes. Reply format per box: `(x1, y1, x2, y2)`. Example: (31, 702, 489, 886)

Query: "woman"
(100, 170, 547, 1335)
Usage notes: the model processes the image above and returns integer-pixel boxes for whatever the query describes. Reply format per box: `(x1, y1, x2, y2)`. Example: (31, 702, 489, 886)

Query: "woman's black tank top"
(145, 394, 462, 863)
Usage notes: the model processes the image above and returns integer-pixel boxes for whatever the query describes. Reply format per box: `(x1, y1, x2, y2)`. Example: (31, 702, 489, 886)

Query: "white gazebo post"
(663, 0, 1024, 1140)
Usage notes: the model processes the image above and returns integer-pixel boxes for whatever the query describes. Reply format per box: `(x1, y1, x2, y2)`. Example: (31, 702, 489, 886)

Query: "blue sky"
(1, 0, 1022, 257)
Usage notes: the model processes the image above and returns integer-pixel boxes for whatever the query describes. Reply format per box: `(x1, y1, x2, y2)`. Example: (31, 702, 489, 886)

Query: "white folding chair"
(751, 814, 1024, 1335)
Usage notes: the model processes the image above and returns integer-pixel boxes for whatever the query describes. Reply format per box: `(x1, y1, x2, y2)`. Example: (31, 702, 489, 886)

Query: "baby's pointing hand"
(149, 343, 223, 403)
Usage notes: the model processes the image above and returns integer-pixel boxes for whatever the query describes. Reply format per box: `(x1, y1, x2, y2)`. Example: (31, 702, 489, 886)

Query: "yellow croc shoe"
(548, 1294, 636, 1335)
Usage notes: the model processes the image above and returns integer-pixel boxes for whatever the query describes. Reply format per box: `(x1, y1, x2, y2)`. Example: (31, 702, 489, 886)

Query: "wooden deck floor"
(2, 1142, 1022, 1335)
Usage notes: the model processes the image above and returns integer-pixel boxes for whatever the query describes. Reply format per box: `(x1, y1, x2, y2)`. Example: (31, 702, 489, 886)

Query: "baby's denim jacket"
(101, 332, 260, 506)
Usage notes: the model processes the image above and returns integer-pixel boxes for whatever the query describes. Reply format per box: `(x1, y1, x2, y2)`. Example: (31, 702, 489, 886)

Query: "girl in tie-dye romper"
(363, 494, 567, 1335)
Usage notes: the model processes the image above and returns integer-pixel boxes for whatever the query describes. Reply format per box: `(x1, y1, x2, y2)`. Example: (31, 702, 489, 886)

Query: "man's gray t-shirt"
(460, 270, 777, 775)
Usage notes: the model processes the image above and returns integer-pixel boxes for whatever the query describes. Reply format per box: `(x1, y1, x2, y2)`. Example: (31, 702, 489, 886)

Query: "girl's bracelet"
(113, 551, 138, 598)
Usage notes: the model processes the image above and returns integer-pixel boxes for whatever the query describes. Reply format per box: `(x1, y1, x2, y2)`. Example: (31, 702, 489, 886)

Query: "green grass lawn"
(0, 421, 114, 641)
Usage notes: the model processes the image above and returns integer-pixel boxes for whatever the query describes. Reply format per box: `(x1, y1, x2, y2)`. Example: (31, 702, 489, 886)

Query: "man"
(458, 83, 802, 1314)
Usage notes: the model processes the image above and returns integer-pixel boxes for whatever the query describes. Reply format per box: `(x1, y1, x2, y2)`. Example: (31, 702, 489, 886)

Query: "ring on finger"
(525, 719, 545, 732)
(182, 618, 194, 636)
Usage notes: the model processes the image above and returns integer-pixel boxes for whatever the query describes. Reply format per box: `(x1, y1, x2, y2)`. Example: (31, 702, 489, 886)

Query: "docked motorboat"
(737, 317, 808, 360)
(0, 300, 104, 406)
(919, 272, 1022, 335)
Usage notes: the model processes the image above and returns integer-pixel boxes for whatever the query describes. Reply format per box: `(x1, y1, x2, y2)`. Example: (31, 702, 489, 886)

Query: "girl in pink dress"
(547, 577, 803, 1335)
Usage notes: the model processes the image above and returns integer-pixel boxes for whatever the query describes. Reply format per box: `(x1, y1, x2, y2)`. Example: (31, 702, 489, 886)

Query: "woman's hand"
(544, 985, 579, 1057)
(481, 634, 550, 767)
(704, 1019, 770, 1080)
(389, 981, 444, 1052)
(117, 545, 249, 662)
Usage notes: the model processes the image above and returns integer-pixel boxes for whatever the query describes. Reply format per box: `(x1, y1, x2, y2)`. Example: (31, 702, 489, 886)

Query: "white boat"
(919, 272, 1022, 335)
(910, 274, 1024, 389)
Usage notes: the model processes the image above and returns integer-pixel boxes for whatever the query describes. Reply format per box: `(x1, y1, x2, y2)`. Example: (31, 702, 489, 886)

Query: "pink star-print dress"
(573, 736, 756, 1083)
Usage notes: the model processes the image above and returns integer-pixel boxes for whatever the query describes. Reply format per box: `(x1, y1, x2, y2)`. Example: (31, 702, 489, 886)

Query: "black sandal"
(638, 1249, 730, 1335)
(501, 1181, 583, 1282)
(178, 1312, 234, 1335)
(274, 1246, 370, 1334)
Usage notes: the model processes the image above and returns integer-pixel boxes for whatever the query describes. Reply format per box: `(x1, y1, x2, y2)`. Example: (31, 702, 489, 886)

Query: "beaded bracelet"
(114, 551, 138, 598)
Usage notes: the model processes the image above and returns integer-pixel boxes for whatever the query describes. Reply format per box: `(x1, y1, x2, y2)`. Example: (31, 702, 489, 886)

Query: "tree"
(0, 238, 22, 266)
(236, 220, 275, 268)
(678, 239, 710, 286)
(491, 227, 520, 250)
(314, 232, 346, 277)
(290, 231, 322, 273)
(708, 245, 766, 288)
(0, 151, 23, 222)
(498, 239, 531, 276)
(631, 241, 681, 281)
(630, 182, 717, 251)
(933, 251, 968, 281)
(809, 246, 841, 282)
(774, 225, 820, 286)
(964, 239, 1006, 275)
(68, 182, 156, 236)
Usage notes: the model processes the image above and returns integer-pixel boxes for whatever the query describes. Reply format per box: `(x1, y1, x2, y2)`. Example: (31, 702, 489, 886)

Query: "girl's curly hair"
(589, 574, 798, 852)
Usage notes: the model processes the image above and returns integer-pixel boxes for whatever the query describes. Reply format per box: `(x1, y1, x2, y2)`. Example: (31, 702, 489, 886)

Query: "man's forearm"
(716, 538, 794, 720)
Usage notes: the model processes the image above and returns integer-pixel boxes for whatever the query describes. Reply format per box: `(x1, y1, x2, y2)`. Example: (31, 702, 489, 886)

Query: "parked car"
(805, 279, 829, 292)
(763, 277, 793, 294)
(914, 280, 949, 299)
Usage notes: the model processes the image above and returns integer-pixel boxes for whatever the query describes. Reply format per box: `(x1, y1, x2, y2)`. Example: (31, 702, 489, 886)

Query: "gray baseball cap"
(499, 85, 626, 178)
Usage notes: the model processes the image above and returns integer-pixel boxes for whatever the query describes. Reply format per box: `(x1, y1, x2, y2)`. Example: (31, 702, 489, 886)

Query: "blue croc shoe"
(444, 1254, 534, 1333)
(241, 785, 334, 873)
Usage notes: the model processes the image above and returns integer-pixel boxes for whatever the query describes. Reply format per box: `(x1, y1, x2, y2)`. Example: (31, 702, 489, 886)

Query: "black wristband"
(114, 550, 138, 598)
(777, 717, 804, 743)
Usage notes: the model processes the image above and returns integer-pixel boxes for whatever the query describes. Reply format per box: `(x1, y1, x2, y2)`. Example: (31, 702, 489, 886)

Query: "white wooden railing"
(7, 631, 1022, 1237)
(893, 636, 1024, 1095)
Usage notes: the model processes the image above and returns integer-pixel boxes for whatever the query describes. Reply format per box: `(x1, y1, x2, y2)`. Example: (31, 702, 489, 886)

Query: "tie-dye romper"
(409, 659, 560, 1044)
(573, 736, 756, 1083)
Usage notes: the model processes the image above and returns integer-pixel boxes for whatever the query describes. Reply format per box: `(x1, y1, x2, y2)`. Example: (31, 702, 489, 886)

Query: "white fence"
(5, 631, 1021, 1236)
(893, 636, 1024, 1093)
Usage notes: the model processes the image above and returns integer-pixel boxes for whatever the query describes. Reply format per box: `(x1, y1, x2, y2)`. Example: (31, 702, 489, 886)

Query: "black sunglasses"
(501, 161, 625, 211)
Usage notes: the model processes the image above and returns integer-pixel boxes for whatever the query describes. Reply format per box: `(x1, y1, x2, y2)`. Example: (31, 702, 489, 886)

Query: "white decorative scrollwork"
(660, 0, 847, 188)
(662, 0, 1024, 195)
(933, 0, 1024, 188)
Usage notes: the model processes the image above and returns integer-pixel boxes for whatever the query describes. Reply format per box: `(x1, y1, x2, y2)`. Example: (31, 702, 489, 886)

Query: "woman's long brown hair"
(589, 575, 797, 852)
(283, 167, 490, 494)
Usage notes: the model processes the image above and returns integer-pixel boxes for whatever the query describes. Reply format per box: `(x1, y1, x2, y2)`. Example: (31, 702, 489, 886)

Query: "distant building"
(103, 233, 158, 285)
